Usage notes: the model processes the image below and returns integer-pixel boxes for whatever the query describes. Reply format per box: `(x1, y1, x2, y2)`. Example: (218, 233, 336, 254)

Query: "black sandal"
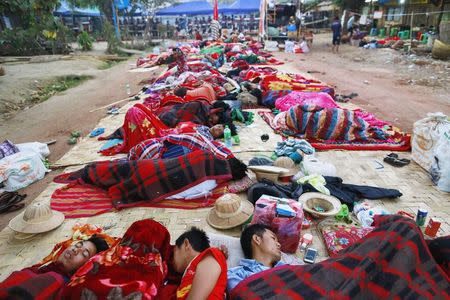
(383, 155, 410, 167)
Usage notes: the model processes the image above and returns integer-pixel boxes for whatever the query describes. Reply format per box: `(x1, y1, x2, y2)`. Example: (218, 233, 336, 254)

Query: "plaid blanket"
(0, 268, 65, 300)
(128, 132, 232, 161)
(230, 215, 450, 299)
(81, 150, 232, 209)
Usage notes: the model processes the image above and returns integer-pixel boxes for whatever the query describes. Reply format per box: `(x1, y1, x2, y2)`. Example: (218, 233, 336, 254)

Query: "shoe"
(383, 155, 410, 167)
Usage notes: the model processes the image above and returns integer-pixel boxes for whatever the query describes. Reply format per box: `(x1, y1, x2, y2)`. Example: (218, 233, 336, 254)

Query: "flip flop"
(89, 128, 105, 138)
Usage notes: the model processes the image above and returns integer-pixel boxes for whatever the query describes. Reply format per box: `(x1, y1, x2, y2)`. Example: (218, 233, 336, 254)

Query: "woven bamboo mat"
(1, 63, 449, 281)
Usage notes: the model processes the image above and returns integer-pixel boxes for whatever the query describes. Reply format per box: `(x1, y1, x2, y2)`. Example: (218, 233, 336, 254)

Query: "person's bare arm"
(186, 255, 222, 300)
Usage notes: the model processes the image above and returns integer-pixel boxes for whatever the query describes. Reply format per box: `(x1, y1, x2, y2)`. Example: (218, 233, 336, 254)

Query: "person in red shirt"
(195, 30, 203, 41)
(173, 227, 227, 300)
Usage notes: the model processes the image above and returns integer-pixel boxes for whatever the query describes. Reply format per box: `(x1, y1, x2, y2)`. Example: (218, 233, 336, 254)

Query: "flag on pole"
(259, 0, 267, 39)
(213, 0, 219, 20)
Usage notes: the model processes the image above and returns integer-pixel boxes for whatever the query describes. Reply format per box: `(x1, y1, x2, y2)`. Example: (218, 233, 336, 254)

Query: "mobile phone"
(303, 247, 318, 264)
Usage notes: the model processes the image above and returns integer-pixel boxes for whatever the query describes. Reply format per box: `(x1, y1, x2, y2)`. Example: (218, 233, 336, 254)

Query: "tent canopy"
(225, 0, 260, 14)
(54, 1, 101, 17)
(156, 0, 259, 16)
(156, 1, 215, 16)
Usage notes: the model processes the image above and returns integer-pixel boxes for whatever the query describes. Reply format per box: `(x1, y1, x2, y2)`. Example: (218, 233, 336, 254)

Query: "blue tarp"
(54, 1, 101, 17)
(224, 0, 260, 14)
(156, 1, 215, 16)
(156, 1, 241, 16)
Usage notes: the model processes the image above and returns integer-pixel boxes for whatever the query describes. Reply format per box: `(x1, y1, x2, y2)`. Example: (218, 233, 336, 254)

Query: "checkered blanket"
(230, 215, 450, 299)
(81, 150, 232, 209)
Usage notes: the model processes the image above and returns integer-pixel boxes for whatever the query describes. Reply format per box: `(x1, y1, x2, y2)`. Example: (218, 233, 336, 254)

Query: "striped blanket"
(283, 104, 387, 142)
(231, 215, 450, 299)
(259, 108, 411, 151)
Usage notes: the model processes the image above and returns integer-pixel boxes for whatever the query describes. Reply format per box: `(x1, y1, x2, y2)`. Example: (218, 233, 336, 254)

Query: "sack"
(411, 112, 450, 171)
(430, 129, 450, 192)
(251, 195, 304, 253)
(0, 151, 49, 191)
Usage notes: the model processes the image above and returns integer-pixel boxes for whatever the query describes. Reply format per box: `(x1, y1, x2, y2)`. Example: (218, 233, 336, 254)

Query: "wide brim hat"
(273, 156, 299, 178)
(248, 165, 289, 182)
(9, 202, 65, 234)
(207, 194, 254, 229)
(299, 192, 341, 218)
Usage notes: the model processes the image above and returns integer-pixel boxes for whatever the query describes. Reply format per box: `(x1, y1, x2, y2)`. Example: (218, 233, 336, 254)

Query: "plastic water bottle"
(125, 84, 131, 96)
(224, 125, 232, 148)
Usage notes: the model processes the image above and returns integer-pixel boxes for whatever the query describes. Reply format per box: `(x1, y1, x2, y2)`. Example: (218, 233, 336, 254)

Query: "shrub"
(77, 31, 94, 51)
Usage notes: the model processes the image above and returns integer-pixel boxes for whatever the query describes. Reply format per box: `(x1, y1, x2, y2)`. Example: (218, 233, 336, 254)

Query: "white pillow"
(208, 233, 304, 268)
(208, 233, 243, 268)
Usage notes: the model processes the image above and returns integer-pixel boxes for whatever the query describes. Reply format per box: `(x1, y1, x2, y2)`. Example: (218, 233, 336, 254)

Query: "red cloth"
(176, 247, 227, 300)
(100, 103, 171, 156)
(62, 219, 171, 299)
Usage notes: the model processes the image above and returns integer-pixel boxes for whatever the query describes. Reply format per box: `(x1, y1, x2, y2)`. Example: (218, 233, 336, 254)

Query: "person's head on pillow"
(57, 234, 109, 274)
(174, 86, 188, 97)
(173, 227, 210, 273)
(240, 224, 281, 266)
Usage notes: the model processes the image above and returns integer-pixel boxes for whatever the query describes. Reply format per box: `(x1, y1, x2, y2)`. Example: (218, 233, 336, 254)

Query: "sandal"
(383, 156, 410, 167)
(0, 193, 26, 214)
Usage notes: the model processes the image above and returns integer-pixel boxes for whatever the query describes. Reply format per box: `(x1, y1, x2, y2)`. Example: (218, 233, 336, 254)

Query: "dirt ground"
(0, 46, 154, 230)
(0, 34, 449, 230)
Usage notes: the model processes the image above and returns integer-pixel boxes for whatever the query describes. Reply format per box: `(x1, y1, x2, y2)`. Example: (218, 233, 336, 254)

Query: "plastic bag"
(300, 155, 337, 177)
(430, 129, 450, 192)
(411, 112, 450, 171)
(251, 195, 304, 253)
(16, 142, 50, 159)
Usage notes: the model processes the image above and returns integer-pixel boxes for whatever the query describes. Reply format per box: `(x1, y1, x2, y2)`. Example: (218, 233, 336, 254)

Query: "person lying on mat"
(0, 235, 110, 299)
(157, 100, 233, 129)
(127, 123, 235, 161)
(229, 216, 450, 299)
(173, 227, 228, 300)
(99, 102, 236, 156)
(227, 224, 284, 292)
(173, 83, 216, 104)
(58, 220, 227, 299)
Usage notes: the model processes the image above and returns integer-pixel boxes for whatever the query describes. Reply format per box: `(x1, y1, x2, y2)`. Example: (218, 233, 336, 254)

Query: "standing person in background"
(347, 13, 355, 39)
(331, 16, 342, 53)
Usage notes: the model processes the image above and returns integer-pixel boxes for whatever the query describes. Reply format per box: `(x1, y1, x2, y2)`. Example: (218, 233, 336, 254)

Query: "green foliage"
(103, 20, 121, 54)
(0, 27, 43, 56)
(77, 31, 94, 51)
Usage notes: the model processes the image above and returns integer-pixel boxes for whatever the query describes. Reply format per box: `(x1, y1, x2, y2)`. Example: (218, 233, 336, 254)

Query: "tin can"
(425, 218, 441, 237)
(416, 208, 428, 226)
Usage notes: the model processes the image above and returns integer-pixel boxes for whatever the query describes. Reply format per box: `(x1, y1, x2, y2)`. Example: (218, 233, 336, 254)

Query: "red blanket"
(51, 150, 232, 217)
(231, 215, 450, 299)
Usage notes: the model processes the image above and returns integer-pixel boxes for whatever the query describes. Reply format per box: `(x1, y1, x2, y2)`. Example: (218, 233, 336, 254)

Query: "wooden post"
(409, 11, 414, 54)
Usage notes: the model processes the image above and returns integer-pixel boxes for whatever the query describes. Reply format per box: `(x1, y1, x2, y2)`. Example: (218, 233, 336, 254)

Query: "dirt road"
(0, 35, 449, 230)
(0, 56, 153, 229)
(276, 34, 450, 132)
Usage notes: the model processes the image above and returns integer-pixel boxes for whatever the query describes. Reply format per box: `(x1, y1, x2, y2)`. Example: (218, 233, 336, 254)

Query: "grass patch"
(98, 60, 119, 70)
(29, 75, 93, 103)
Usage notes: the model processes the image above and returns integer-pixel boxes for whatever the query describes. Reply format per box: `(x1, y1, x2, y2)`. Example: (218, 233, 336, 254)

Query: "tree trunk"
(436, 1, 445, 34)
